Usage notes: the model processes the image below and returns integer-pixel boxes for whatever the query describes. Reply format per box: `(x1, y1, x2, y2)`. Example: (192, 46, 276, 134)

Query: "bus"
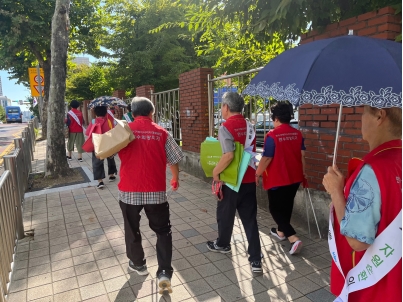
(5, 106, 22, 123)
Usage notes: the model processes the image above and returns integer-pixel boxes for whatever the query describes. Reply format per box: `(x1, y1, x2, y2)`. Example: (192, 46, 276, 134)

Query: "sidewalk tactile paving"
(5, 141, 336, 301)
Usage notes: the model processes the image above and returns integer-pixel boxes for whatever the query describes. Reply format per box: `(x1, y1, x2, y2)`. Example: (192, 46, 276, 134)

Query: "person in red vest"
(118, 97, 183, 294)
(255, 101, 306, 255)
(208, 92, 263, 274)
(85, 106, 117, 189)
(323, 105, 402, 302)
(66, 100, 84, 162)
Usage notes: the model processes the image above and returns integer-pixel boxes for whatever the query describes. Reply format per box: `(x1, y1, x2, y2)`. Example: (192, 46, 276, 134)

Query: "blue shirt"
(263, 137, 306, 158)
(340, 164, 381, 245)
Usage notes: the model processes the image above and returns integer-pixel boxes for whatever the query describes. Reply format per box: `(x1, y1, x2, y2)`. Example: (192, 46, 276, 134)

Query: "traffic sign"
(28, 68, 45, 97)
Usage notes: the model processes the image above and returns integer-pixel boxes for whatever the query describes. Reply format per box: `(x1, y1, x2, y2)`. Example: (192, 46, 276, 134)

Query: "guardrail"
(0, 118, 37, 302)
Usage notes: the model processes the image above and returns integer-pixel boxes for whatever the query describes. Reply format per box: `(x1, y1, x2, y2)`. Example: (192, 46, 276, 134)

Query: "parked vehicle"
(5, 106, 22, 123)
(255, 119, 299, 145)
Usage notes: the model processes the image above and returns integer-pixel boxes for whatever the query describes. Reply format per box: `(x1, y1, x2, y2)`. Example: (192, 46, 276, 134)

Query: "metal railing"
(0, 119, 37, 302)
(208, 67, 271, 137)
(150, 88, 182, 144)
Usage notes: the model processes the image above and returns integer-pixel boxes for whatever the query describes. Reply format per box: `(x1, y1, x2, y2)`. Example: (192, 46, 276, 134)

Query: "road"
(0, 122, 27, 165)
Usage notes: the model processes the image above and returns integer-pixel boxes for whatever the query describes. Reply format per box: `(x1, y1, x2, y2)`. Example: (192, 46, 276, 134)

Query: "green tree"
(0, 105, 5, 122)
(102, 0, 201, 93)
(66, 63, 114, 101)
(0, 0, 107, 137)
(186, 0, 401, 41)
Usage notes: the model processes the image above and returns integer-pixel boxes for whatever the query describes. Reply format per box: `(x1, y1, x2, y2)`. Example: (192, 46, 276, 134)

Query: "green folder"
(200, 137, 243, 186)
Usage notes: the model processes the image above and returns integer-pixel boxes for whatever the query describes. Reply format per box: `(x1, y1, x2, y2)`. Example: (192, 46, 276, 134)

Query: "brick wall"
(179, 68, 214, 153)
(300, 6, 401, 190)
(136, 85, 154, 101)
(112, 90, 126, 119)
(301, 6, 401, 44)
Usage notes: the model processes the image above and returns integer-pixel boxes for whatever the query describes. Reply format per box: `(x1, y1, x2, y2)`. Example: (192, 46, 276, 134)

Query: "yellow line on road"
(0, 130, 24, 166)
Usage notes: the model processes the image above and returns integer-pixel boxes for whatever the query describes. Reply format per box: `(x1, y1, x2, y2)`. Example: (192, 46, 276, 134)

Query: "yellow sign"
(28, 68, 45, 97)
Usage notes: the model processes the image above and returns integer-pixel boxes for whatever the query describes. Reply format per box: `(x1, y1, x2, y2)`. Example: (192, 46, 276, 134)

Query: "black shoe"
(157, 270, 172, 294)
(206, 240, 231, 254)
(109, 176, 116, 182)
(128, 260, 149, 275)
(78, 158, 83, 162)
(96, 182, 104, 189)
(250, 261, 263, 274)
(66, 156, 72, 161)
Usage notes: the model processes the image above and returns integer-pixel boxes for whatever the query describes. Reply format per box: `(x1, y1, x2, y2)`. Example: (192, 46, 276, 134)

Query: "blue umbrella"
(243, 35, 401, 109)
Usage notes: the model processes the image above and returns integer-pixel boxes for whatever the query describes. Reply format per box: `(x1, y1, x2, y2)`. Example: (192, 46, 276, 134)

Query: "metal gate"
(207, 67, 299, 146)
(150, 88, 181, 144)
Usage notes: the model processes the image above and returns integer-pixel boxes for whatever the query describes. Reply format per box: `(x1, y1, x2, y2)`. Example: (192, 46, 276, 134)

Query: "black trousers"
(267, 183, 300, 238)
(216, 183, 261, 262)
(92, 152, 117, 180)
(119, 201, 173, 277)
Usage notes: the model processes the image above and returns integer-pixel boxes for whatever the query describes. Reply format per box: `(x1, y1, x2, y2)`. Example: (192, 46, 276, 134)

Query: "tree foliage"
(0, 105, 5, 122)
(66, 63, 114, 101)
(186, 0, 401, 41)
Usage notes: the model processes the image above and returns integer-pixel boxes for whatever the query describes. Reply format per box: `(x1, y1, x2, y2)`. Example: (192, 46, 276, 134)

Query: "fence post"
(22, 129, 33, 163)
(14, 138, 28, 194)
(3, 155, 25, 240)
(28, 122, 35, 151)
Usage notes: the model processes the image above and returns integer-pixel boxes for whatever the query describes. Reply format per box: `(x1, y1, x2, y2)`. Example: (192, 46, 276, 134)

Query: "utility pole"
(36, 64, 44, 119)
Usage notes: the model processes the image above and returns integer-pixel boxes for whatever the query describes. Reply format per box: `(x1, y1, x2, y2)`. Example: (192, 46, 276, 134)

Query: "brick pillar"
(136, 85, 154, 100)
(81, 100, 91, 126)
(112, 90, 126, 119)
(179, 68, 214, 153)
(299, 6, 401, 191)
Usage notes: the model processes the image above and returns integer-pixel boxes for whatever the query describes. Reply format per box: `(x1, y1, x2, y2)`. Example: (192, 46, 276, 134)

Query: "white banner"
(328, 206, 402, 302)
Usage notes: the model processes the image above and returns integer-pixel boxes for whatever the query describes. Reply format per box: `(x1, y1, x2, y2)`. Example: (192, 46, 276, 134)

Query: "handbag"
(82, 123, 101, 152)
(92, 119, 135, 160)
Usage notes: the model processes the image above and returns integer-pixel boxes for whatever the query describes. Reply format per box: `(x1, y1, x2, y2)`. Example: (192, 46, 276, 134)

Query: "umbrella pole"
(306, 187, 322, 239)
(304, 188, 311, 238)
(332, 104, 343, 166)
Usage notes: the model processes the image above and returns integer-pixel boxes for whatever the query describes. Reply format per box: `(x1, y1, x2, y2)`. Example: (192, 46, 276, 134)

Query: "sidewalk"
(7, 140, 335, 302)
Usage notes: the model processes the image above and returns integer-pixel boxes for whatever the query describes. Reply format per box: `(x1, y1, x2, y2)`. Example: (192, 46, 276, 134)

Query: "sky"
(0, 70, 31, 101)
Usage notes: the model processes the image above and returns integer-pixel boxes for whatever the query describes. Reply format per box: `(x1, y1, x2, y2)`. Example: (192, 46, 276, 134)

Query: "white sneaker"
(289, 240, 303, 255)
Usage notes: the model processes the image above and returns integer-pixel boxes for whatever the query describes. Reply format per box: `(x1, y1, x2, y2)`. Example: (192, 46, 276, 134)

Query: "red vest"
(262, 124, 304, 190)
(118, 117, 168, 192)
(68, 108, 84, 133)
(222, 115, 256, 183)
(331, 139, 402, 302)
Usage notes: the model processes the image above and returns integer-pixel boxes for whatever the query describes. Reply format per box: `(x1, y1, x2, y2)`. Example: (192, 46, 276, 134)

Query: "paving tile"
(100, 265, 125, 281)
(27, 284, 53, 301)
(86, 228, 105, 237)
(96, 256, 120, 270)
(83, 294, 110, 302)
(224, 267, 254, 284)
(50, 250, 72, 262)
(180, 229, 200, 238)
(29, 248, 50, 259)
(287, 276, 322, 295)
(238, 278, 267, 297)
(306, 288, 336, 302)
(71, 245, 93, 256)
(8, 278, 28, 293)
(172, 258, 192, 272)
(215, 284, 246, 302)
(12, 268, 28, 281)
(80, 282, 107, 300)
(74, 261, 99, 275)
(194, 243, 209, 253)
(213, 258, 239, 273)
(51, 258, 74, 271)
(176, 268, 203, 283)
(7, 289, 27, 302)
(266, 283, 304, 301)
(73, 253, 95, 265)
(28, 264, 51, 278)
(108, 287, 136, 302)
(28, 273, 52, 289)
(178, 246, 201, 257)
(204, 273, 233, 290)
(52, 266, 76, 282)
(193, 291, 222, 302)
(186, 254, 210, 267)
(28, 255, 50, 267)
(183, 279, 213, 297)
(306, 270, 330, 287)
(53, 276, 79, 294)
(77, 271, 103, 287)
(103, 275, 129, 293)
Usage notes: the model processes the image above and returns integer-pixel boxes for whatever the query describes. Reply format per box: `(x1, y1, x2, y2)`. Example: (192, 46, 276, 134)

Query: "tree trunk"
(41, 60, 51, 139)
(46, 0, 70, 177)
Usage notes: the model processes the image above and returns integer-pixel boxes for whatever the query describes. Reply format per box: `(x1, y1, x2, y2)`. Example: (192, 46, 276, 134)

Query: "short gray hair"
(222, 92, 244, 113)
(131, 97, 155, 117)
